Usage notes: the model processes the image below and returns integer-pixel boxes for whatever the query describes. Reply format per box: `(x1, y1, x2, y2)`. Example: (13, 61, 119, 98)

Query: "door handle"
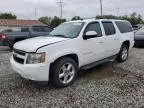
(114, 38, 118, 40)
(99, 41, 104, 44)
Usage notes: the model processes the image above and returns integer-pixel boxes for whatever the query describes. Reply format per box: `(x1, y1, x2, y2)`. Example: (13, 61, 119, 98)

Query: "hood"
(14, 36, 69, 52)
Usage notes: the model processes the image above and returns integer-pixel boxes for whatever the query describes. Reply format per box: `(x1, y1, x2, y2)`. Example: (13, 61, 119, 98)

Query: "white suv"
(10, 19, 134, 87)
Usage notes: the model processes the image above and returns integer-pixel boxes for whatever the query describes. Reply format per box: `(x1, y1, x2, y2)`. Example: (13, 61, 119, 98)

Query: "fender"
(49, 49, 82, 67)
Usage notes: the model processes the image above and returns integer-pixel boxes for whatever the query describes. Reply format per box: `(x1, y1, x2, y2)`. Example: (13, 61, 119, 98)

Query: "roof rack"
(81, 17, 96, 20)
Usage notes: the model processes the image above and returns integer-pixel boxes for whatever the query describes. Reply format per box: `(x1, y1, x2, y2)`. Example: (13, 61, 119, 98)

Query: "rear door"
(101, 21, 120, 57)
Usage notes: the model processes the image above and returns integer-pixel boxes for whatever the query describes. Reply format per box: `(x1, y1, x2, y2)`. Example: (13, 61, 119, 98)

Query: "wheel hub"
(59, 63, 75, 84)
(122, 47, 128, 60)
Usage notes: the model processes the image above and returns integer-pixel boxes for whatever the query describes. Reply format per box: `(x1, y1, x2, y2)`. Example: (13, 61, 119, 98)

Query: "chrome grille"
(13, 49, 26, 64)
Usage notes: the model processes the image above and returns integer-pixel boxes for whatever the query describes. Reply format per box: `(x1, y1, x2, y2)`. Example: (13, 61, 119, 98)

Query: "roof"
(68, 19, 128, 23)
(0, 19, 46, 27)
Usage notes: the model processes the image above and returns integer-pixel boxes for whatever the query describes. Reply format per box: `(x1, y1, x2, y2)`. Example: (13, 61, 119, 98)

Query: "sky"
(0, 0, 143, 20)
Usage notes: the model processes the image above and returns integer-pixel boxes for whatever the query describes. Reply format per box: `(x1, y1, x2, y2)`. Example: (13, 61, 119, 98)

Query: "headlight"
(26, 52, 46, 64)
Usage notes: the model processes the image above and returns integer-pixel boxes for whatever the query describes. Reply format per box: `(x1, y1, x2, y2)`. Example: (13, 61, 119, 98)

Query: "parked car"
(0, 26, 53, 49)
(135, 26, 144, 46)
(10, 19, 134, 87)
(132, 25, 139, 32)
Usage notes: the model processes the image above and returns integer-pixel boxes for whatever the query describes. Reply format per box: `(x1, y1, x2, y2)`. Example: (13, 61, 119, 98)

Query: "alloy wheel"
(59, 63, 75, 84)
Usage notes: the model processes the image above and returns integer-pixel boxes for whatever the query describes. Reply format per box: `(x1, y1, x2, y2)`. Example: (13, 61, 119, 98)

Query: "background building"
(0, 19, 46, 32)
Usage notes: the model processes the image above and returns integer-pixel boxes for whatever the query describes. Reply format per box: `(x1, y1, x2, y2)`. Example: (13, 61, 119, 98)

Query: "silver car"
(135, 26, 144, 46)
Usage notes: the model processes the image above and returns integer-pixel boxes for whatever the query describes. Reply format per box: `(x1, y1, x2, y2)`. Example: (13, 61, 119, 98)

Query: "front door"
(80, 22, 106, 65)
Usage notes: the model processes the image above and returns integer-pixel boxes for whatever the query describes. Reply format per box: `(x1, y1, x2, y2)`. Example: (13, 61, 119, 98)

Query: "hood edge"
(36, 39, 69, 52)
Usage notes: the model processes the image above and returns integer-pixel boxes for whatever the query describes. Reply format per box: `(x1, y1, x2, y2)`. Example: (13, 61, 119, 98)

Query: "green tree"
(71, 16, 82, 21)
(39, 16, 66, 28)
(0, 13, 17, 19)
(96, 12, 144, 25)
(120, 12, 144, 25)
(96, 15, 119, 19)
(50, 16, 66, 28)
(39, 17, 52, 26)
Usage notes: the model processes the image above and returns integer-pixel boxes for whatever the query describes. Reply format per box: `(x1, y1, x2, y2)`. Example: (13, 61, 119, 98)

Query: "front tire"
(51, 57, 78, 88)
(116, 44, 129, 62)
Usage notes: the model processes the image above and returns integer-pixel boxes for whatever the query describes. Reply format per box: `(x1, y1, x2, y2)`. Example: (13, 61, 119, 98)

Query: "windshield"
(50, 22, 84, 38)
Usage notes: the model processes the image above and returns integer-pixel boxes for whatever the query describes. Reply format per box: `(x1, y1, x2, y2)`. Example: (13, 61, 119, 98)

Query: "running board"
(81, 55, 116, 70)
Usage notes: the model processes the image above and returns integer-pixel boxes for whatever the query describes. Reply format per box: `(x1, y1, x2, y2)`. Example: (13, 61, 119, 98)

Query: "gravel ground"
(0, 46, 144, 108)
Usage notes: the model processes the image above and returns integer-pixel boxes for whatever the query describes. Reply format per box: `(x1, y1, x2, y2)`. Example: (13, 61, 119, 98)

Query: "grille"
(13, 55, 24, 64)
(13, 49, 26, 64)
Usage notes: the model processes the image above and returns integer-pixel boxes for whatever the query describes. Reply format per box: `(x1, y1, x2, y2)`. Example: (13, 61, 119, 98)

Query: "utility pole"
(57, 0, 64, 20)
(100, 0, 103, 16)
(117, 8, 120, 16)
(34, 8, 37, 19)
(34, 0, 39, 20)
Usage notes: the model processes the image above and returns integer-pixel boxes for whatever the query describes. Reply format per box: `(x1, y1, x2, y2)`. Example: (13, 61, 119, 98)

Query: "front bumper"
(10, 56, 50, 81)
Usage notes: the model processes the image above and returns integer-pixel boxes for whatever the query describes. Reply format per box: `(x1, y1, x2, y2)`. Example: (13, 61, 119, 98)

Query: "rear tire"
(50, 57, 78, 88)
(116, 44, 129, 62)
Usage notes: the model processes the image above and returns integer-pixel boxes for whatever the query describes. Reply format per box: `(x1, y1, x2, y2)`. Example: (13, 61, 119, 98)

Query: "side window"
(11, 27, 21, 32)
(33, 26, 52, 32)
(21, 27, 29, 32)
(44, 27, 52, 32)
(33, 26, 45, 32)
(85, 22, 102, 37)
(1, 27, 27, 33)
(102, 22, 116, 36)
(3, 27, 21, 32)
(3, 29, 13, 32)
(115, 21, 133, 33)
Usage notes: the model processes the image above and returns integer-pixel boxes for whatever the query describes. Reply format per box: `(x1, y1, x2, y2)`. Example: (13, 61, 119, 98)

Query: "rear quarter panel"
(119, 32, 134, 50)
(114, 20, 134, 50)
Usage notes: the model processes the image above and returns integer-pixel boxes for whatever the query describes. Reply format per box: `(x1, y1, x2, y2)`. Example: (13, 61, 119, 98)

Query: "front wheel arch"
(51, 54, 79, 66)
(49, 54, 79, 76)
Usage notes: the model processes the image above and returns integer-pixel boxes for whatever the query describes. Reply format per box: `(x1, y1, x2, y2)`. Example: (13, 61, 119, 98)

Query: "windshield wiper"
(52, 34, 69, 38)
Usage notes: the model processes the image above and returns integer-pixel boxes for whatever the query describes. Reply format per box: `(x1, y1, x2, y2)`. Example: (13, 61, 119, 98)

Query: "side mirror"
(83, 31, 98, 40)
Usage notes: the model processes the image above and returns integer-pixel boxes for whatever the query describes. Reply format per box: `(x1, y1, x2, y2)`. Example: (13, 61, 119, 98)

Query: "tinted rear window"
(102, 22, 116, 36)
(115, 21, 133, 33)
